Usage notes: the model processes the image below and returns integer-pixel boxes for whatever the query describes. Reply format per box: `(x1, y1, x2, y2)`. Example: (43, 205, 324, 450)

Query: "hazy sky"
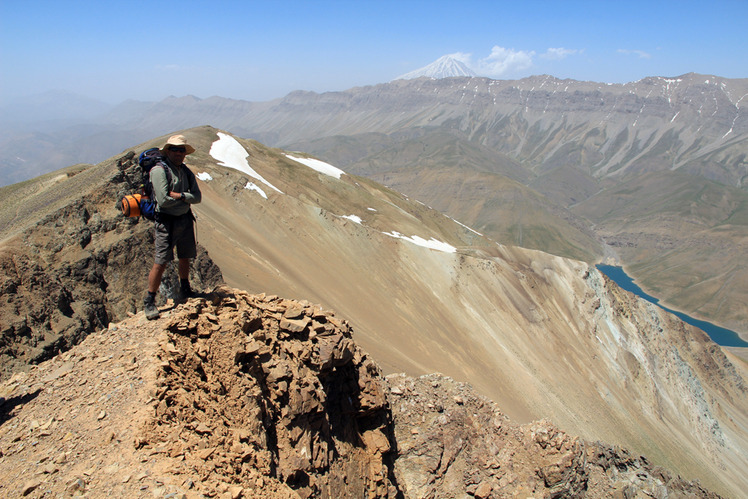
(1, 0, 746, 104)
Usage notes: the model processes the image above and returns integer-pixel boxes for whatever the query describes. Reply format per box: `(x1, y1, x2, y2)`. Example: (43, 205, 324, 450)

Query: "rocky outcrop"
(0, 152, 223, 380)
(0, 287, 721, 498)
(388, 373, 719, 499)
(140, 286, 397, 498)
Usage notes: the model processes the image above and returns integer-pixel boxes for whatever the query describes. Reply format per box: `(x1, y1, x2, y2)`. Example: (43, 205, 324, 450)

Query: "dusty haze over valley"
(2, 73, 747, 340)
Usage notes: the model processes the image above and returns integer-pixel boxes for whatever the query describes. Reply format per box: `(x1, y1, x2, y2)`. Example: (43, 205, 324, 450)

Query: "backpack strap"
(149, 161, 173, 192)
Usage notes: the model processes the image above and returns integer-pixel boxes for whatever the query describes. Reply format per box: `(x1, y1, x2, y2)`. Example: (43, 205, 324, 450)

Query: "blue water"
(596, 264, 748, 348)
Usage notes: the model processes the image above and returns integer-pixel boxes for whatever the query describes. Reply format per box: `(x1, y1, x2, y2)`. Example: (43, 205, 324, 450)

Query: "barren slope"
(0, 288, 723, 498)
(176, 128, 748, 496)
(1, 127, 746, 496)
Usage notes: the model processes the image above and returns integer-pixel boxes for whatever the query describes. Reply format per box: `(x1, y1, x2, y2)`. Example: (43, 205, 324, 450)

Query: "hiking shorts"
(153, 213, 197, 265)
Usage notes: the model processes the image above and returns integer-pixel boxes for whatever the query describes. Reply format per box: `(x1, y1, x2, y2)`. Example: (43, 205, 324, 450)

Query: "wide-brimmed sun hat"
(161, 135, 196, 154)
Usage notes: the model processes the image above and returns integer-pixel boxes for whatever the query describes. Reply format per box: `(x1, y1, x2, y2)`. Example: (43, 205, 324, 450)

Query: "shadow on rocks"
(0, 388, 41, 427)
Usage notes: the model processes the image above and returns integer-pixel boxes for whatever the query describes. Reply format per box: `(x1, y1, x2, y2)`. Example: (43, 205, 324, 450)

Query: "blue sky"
(1, 0, 746, 104)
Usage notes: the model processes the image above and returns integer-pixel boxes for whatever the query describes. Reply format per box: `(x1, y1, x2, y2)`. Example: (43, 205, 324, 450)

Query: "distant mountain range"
(2, 72, 747, 333)
(4, 73, 745, 190)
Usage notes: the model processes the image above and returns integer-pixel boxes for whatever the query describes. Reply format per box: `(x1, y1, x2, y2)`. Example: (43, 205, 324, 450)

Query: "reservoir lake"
(596, 265, 748, 348)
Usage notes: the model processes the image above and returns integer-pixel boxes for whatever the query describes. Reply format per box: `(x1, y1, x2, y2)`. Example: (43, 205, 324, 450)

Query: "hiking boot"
(144, 295, 160, 320)
(180, 284, 197, 301)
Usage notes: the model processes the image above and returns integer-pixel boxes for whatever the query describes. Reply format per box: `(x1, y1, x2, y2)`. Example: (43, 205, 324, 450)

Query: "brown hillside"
(0, 288, 721, 498)
(1, 127, 747, 496)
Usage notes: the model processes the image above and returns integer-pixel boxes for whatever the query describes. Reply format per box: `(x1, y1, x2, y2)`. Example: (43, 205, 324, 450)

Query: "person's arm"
(150, 165, 182, 210)
(180, 169, 202, 205)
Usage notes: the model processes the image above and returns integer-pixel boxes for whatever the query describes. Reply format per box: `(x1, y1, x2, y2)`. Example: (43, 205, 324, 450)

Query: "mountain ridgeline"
(1, 127, 747, 497)
(99, 73, 748, 189)
(3, 73, 745, 333)
(107, 73, 748, 332)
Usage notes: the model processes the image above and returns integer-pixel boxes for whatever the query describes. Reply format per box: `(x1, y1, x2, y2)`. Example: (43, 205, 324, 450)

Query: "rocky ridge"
(3, 76, 748, 332)
(0, 151, 223, 380)
(2, 127, 747, 496)
(0, 287, 721, 498)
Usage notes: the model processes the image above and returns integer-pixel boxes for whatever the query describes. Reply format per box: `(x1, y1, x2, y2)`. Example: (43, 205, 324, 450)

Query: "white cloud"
(618, 49, 651, 59)
(541, 47, 579, 60)
(475, 46, 535, 77)
(412, 45, 581, 81)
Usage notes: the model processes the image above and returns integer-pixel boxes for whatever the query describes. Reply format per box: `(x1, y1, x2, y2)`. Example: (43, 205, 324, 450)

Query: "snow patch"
(449, 216, 483, 236)
(197, 172, 213, 181)
(341, 215, 362, 224)
(394, 54, 477, 81)
(285, 154, 345, 179)
(210, 132, 283, 194)
(383, 231, 457, 253)
(245, 182, 268, 199)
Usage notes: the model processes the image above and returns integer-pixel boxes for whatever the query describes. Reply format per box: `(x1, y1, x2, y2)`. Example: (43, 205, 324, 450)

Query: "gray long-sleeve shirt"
(150, 158, 201, 217)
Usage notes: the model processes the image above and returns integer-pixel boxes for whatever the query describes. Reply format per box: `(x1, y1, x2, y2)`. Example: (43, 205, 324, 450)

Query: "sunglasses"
(168, 146, 187, 153)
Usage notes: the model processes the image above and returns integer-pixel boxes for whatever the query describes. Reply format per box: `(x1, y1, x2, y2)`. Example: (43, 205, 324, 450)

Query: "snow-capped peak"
(394, 55, 477, 81)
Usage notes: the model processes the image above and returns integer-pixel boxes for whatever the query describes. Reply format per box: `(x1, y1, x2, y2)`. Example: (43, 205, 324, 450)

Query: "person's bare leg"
(178, 258, 195, 299)
(144, 263, 166, 320)
(178, 258, 190, 280)
(148, 263, 167, 293)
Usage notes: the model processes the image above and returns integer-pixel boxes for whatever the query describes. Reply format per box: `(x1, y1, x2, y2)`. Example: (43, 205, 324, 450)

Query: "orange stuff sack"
(120, 194, 144, 217)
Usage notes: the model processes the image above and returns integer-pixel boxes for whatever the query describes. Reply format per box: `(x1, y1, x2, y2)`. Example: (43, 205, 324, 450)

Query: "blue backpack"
(120, 148, 171, 220)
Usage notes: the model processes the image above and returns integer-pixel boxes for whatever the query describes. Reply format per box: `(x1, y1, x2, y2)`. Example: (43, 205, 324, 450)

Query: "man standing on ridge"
(143, 135, 202, 320)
